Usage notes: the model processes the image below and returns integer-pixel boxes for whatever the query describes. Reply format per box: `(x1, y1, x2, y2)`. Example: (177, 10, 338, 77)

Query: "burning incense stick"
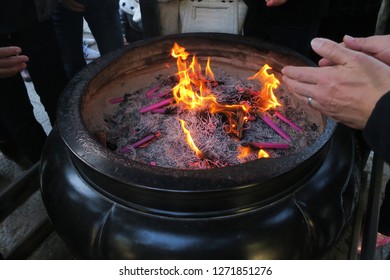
(139, 98, 173, 113)
(257, 112, 291, 142)
(274, 111, 303, 133)
(245, 142, 290, 150)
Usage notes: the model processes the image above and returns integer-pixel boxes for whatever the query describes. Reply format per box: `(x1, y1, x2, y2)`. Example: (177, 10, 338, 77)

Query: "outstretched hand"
(281, 37, 390, 130)
(0, 46, 29, 79)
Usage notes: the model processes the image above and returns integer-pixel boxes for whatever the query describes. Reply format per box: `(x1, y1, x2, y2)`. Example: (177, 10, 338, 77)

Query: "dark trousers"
(0, 20, 67, 164)
(52, 0, 123, 79)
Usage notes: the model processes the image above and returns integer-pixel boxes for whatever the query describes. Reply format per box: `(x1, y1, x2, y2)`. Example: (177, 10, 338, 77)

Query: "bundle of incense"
(257, 112, 291, 142)
(274, 111, 303, 133)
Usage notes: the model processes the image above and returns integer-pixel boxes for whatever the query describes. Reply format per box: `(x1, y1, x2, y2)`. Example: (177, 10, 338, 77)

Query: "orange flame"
(171, 43, 249, 139)
(171, 43, 281, 160)
(258, 149, 270, 159)
(179, 119, 203, 158)
(248, 64, 281, 111)
(237, 146, 252, 159)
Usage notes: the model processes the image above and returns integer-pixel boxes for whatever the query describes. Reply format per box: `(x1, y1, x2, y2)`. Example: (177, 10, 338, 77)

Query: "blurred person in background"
(52, 0, 124, 79)
(0, 0, 67, 168)
(243, 0, 329, 56)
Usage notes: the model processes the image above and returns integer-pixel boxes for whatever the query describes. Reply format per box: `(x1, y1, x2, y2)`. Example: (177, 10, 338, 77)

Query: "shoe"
(376, 232, 390, 247)
(21, 69, 32, 82)
(83, 44, 100, 60)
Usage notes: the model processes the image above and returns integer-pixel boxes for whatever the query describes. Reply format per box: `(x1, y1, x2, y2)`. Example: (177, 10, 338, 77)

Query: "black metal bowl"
(40, 33, 360, 259)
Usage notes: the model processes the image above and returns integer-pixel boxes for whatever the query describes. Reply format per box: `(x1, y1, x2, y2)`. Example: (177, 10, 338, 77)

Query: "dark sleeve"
(243, 0, 330, 23)
(363, 91, 390, 164)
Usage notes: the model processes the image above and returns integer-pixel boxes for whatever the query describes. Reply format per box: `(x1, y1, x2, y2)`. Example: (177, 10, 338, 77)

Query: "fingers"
(311, 38, 355, 66)
(0, 47, 29, 78)
(281, 66, 332, 111)
(265, 0, 288, 7)
(0, 46, 22, 58)
(281, 65, 326, 85)
(343, 35, 379, 54)
(281, 74, 321, 100)
(343, 35, 390, 65)
(0, 64, 27, 78)
(0, 54, 29, 68)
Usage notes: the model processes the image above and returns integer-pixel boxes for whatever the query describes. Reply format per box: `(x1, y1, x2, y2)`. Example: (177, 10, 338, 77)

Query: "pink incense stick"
(118, 132, 161, 152)
(259, 113, 291, 142)
(108, 96, 126, 104)
(139, 98, 173, 113)
(145, 84, 162, 98)
(247, 142, 290, 150)
(274, 111, 303, 133)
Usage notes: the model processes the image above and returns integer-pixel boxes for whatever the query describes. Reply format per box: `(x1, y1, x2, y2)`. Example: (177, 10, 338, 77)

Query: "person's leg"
(16, 20, 68, 124)
(84, 0, 124, 55)
(0, 118, 33, 168)
(52, 4, 86, 79)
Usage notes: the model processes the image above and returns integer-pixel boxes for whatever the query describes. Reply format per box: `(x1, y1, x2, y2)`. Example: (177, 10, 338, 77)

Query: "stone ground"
(1, 21, 390, 260)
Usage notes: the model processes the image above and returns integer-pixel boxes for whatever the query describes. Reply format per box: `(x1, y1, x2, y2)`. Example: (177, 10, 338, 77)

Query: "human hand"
(319, 35, 390, 67)
(281, 38, 390, 130)
(265, 0, 288, 7)
(0, 46, 29, 79)
(59, 0, 85, 12)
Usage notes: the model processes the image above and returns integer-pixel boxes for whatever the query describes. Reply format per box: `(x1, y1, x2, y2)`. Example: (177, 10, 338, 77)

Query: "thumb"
(311, 38, 352, 66)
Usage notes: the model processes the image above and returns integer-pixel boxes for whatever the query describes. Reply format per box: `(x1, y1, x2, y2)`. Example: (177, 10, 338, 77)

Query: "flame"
(171, 43, 250, 138)
(237, 146, 252, 159)
(205, 57, 215, 82)
(258, 149, 270, 159)
(238, 146, 270, 160)
(179, 119, 203, 157)
(248, 64, 281, 111)
(171, 43, 281, 161)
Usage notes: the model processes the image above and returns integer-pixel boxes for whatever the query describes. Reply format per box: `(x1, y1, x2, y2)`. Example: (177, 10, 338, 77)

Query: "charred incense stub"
(101, 43, 321, 170)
